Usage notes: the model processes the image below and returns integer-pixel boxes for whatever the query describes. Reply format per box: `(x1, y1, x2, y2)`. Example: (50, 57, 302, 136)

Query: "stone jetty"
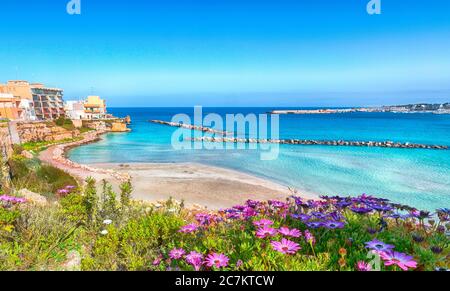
(150, 120, 232, 136)
(150, 119, 448, 150)
(186, 137, 448, 150)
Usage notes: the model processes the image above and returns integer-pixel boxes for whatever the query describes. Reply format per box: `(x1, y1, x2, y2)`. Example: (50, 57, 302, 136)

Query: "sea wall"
(152, 119, 448, 150)
(187, 137, 448, 150)
(16, 121, 79, 143)
(150, 120, 231, 135)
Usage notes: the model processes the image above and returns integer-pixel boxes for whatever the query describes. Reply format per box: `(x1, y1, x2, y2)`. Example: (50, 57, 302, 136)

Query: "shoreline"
(39, 130, 304, 209)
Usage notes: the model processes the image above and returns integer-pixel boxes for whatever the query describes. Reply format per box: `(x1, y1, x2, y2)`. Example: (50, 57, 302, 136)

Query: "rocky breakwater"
(150, 120, 232, 136)
(186, 137, 448, 150)
(49, 129, 131, 183)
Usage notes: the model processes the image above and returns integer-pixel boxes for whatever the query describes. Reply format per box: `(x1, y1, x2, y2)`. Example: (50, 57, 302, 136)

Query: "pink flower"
(243, 206, 257, 218)
(169, 248, 186, 260)
(255, 226, 277, 238)
(185, 251, 204, 271)
(253, 219, 274, 227)
(278, 227, 302, 238)
(205, 253, 229, 268)
(179, 223, 199, 234)
(271, 238, 301, 255)
(152, 255, 163, 266)
(356, 261, 372, 271)
(236, 259, 243, 268)
(304, 230, 316, 246)
(0, 195, 26, 204)
(379, 251, 417, 271)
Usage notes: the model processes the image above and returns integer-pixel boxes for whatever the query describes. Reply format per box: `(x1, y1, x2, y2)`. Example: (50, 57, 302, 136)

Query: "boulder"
(17, 188, 48, 205)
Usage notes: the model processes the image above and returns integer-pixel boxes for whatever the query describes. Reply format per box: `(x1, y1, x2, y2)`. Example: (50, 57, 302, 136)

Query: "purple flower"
(356, 261, 372, 271)
(365, 239, 395, 252)
(304, 230, 316, 246)
(0, 195, 26, 204)
(185, 251, 204, 271)
(379, 251, 417, 271)
(311, 211, 328, 220)
(306, 221, 324, 229)
(195, 213, 211, 225)
(246, 200, 261, 208)
(278, 227, 302, 238)
(336, 200, 352, 208)
(255, 226, 277, 239)
(205, 253, 229, 268)
(408, 209, 420, 218)
(169, 248, 186, 260)
(225, 211, 241, 220)
(235, 259, 243, 268)
(243, 206, 257, 218)
(323, 220, 345, 229)
(350, 206, 373, 214)
(328, 211, 344, 221)
(253, 219, 274, 227)
(436, 208, 450, 222)
(271, 238, 301, 255)
(179, 223, 199, 234)
(268, 200, 287, 209)
(291, 196, 304, 206)
(369, 203, 393, 212)
(291, 213, 312, 222)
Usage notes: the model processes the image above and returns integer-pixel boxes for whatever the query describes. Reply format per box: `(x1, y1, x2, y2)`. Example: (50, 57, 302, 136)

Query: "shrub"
(36, 165, 77, 194)
(8, 157, 77, 196)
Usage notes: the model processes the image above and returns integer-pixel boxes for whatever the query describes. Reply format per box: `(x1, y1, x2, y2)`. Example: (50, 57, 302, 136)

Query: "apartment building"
(84, 95, 108, 119)
(31, 84, 65, 120)
(0, 80, 64, 120)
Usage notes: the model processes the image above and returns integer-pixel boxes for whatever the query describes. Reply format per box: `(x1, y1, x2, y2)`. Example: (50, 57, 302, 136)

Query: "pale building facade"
(0, 80, 65, 120)
(84, 95, 107, 119)
(64, 101, 86, 120)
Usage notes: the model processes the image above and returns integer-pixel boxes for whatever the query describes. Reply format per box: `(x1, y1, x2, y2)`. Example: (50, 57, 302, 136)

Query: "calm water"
(69, 107, 450, 210)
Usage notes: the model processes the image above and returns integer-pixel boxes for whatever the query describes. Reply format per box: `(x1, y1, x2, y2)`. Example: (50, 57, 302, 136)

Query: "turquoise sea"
(68, 107, 450, 211)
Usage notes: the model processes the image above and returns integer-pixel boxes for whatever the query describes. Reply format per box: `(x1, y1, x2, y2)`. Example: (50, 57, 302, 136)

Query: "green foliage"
(79, 127, 94, 134)
(22, 137, 82, 153)
(36, 165, 77, 193)
(99, 180, 118, 222)
(119, 180, 132, 210)
(54, 117, 75, 130)
(8, 156, 77, 196)
(83, 177, 98, 225)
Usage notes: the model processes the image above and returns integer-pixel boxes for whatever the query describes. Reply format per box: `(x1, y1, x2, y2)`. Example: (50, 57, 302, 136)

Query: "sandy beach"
(92, 162, 300, 209)
(38, 131, 309, 209)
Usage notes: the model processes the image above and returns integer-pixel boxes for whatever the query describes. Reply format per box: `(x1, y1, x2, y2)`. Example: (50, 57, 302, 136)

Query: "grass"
(0, 178, 448, 271)
(7, 156, 78, 197)
(21, 137, 83, 153)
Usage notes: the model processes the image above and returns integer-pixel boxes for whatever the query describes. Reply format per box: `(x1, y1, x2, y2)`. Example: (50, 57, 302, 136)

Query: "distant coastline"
(270, 103, 450, 115)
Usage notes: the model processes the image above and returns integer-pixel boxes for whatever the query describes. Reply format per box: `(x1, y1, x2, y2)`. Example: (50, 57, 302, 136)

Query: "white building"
(64, 100, 86, 120)
(18, 99, 37, 121)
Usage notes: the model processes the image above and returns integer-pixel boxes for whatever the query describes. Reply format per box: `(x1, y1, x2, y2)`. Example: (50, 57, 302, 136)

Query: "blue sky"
(1, 0, 450, 106)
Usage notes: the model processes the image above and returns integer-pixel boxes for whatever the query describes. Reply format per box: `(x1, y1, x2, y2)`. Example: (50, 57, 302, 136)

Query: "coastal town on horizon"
(1, 79, 449, 123)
